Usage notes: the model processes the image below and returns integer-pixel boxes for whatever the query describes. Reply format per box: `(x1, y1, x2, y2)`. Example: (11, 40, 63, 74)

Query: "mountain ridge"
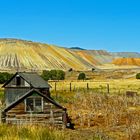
(111, 52, 140, 58)
(0, 38, 139, 71)
(0, 39, 100, 71)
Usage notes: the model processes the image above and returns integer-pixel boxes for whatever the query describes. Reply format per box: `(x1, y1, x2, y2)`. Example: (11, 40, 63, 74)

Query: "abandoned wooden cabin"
(1, 72, 68, 127)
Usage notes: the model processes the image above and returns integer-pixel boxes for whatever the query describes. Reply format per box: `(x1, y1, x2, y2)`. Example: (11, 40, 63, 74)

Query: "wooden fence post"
(70, 82, 72, 91)
(87, 83, 89, 90)
(107, 84, 110, 94)
(55, 82, 57, 91)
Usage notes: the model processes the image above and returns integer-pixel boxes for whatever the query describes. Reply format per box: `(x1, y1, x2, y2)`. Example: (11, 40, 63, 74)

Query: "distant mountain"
(0, 38, 139, 71)
(0, 39, 110, 71)
(69, 47, 86, 50)
(74, 50, 114, 64)
(111, 52, 140, 58)
(112, 58, 140, 66)
(111, 52, 140, 66)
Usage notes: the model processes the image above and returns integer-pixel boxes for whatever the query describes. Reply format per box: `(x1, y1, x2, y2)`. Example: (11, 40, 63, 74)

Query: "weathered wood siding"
(6, 98, 65, 127)
(5, 88, 31, 106)
(39, 88, 50, 97)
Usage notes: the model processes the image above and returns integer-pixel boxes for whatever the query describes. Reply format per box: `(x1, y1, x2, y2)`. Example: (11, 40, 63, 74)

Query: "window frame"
(25, 97, 44, 113)
(16, 75, 21, 86)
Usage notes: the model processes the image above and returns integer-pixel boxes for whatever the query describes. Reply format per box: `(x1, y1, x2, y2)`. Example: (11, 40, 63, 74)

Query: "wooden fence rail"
(50, 82, 111, 93)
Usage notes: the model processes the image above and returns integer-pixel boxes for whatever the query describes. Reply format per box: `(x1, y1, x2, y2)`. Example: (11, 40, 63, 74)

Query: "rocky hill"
(111, 52, 140, 58)
(112, 58, 140, 66)
(0, 39, 114, 71)
(0, 38, 139, 71)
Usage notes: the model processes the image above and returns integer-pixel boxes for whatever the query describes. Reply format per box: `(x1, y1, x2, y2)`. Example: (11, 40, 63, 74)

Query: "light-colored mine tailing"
(112, 58, 140, 66)
(0, 39, 115, 71)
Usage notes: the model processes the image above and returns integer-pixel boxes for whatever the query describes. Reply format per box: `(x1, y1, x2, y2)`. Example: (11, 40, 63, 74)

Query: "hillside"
(0, 39, 114, 71)
(111, 52, 140, 58)
(112, 58, 140, 66)
(0, 38, 140, 71)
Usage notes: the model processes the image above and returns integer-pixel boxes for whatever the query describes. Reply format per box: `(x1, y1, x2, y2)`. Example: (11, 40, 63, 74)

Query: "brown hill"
(4, 38, 140, 71)
(0, 39, 114, 71)
(112, 58, 140, 66)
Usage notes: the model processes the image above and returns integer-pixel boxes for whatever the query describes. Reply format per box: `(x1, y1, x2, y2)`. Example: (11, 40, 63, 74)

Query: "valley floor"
(0, 79, 140, 140)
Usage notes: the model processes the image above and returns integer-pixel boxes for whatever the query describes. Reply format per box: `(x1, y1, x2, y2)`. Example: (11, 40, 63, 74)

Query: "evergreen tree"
(78, 72, 86, 80)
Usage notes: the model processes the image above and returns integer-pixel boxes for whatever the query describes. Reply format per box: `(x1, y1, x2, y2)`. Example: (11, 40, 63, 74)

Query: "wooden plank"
(6, 119, 63, 125)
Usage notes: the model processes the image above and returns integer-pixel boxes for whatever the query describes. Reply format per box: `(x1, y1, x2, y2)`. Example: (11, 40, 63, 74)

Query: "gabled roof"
(4, 89, 66, 112)
(2, 72, 51, 88)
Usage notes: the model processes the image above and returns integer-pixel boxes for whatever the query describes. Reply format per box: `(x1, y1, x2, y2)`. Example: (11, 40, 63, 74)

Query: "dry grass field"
(49, 79, 140, 95)
(0, 79, 140, 140)
(66, 91, 140, 140)
(49, 79, 140, 140)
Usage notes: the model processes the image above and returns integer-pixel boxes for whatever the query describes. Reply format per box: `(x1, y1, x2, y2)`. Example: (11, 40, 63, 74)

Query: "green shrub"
(55, 70, 65, 80)
(136, 73, 140, 79)
(78, 72, 86, 80)
(0, 72, 14, 84)
(41, 70, 65, 81)
(41, 70, 50, 81)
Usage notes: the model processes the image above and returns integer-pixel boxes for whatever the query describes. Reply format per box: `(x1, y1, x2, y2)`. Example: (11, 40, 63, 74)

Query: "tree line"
(2, 70, 140, 84)
(41, 70, 65, 81)
(41, 70, 86, 81)
(0, 70, 87, 84)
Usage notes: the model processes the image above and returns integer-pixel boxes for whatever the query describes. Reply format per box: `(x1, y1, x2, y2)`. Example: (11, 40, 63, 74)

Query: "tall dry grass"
(66, 91, 140, 140)
(0, 80, 140, 140)
(0, 124, 66, 140)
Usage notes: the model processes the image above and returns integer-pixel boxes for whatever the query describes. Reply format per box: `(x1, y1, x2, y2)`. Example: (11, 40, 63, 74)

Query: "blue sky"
(0, 0, 140, 52)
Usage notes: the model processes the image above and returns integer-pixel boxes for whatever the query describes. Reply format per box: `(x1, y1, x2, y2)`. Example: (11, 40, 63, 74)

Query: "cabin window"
(26, 98, 34, 111)
(16, 75, 21, 86)
(25, 97, 43, 112)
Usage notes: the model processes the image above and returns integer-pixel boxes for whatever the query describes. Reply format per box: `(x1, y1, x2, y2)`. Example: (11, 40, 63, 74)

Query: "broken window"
(26, 98, 34, 111)
(25, 97, 43, 112)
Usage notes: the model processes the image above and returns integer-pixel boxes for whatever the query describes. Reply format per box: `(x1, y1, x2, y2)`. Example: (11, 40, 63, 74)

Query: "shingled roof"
(2, 72, 51, 88)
